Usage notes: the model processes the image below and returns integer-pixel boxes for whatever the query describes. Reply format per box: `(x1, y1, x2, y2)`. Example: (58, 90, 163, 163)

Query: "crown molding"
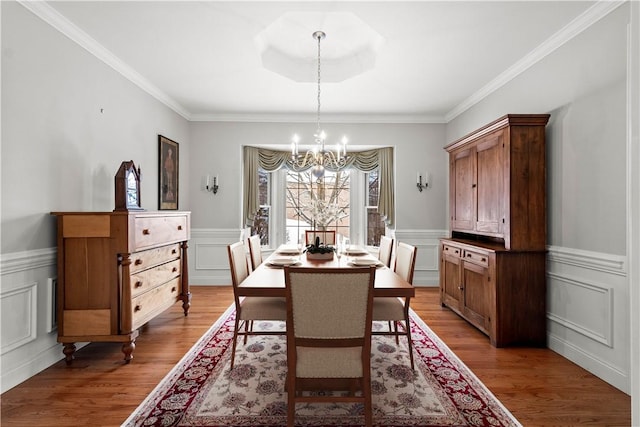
(189, 112, 447, 124)
(18, 0, 192, 121)
(18, 0, 624, 125)
(445, 0, 627, 122)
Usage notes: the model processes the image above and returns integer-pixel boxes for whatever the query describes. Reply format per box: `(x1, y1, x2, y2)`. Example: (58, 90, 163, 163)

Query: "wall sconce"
(416, 172, 429, 192)
(205, 175, 219, 194)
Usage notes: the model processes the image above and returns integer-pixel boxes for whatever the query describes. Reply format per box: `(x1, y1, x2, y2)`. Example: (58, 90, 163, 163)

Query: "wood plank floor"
(1, 286, 630, 426)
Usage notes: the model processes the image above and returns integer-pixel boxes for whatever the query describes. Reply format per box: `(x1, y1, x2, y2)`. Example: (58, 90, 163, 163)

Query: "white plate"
(348, 258, 382, 267)
(276, 248, 302, 255)
(344, 247, 368, 255)
(267, 257, 301, 267)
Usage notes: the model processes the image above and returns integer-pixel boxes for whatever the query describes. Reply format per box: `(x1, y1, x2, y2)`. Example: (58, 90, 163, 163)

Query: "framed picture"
(159, 135, 179, 210)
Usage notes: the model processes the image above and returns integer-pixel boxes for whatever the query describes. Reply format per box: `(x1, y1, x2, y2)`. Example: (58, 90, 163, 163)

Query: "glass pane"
(285, 169, 350, 245)
(258, 169, 269, 205)
(368, 169, 379, 206)
(252, 207, 270, 245)
(366, 207, 385, 246)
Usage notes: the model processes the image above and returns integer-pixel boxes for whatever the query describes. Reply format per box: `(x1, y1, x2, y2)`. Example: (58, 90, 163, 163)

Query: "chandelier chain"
(316, 32, 322, 134)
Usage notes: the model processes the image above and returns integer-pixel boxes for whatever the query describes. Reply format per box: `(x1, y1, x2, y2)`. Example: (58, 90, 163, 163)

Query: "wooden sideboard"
(51, 211, 191, 363)
(440, 114, 549, 347)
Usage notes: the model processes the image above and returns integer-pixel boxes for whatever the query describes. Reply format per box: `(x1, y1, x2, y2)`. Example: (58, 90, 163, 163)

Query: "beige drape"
(243, 146, 394, 226)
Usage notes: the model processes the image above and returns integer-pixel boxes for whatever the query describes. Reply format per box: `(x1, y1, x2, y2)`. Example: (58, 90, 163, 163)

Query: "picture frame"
(159, 135, 179, 210)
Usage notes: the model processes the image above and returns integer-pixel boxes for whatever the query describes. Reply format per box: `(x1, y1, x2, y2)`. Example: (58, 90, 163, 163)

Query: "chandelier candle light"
(290, 31, 349, 180)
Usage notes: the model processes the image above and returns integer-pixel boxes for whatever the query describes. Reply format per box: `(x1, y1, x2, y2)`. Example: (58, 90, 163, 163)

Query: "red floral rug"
(124, 305, 520, 427)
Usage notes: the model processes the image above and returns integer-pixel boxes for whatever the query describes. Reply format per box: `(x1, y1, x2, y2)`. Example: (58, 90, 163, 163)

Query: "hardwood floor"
(1, 286, 630, 426)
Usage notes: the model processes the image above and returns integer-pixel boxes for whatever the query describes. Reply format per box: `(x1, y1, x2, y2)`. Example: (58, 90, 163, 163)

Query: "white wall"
(447, 3, 633, 393)
(0, 1, 190, 392)
(187, 121, 449, 286)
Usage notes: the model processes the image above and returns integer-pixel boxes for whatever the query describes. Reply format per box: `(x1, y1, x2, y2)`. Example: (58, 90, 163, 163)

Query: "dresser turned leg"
(122, 340, 136, 364)
(181, 291, 192, 316)
(63, 343, 76, 365)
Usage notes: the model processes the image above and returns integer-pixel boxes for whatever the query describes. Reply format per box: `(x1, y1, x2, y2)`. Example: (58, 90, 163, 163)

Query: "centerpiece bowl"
(304, 236, 335, 261)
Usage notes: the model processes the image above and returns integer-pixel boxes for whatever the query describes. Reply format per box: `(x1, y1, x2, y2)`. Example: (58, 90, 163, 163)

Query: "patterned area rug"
(124, 305, 520, 427)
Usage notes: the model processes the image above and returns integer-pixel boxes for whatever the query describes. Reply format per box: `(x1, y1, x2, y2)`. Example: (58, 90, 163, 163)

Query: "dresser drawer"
(463, 249, 490, 267)
(130, 243, 181, 274)
(133, 215, 188, 250)
(130, 258, 181, 298)
(442, 244, 462, 258)
(131, 277, 181, 330)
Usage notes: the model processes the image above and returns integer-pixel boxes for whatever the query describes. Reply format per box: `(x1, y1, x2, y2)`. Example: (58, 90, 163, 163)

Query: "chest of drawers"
(51, 211, 191, 363)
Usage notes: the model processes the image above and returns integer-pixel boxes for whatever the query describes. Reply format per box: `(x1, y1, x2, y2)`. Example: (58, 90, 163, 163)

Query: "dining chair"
(378, 235, 394, 268)
(372, 241, 417, 369)
(247, 234, 263, 271)
(304, 230, 336, 246)
(284, 266, 376, 427)
(227, 241, 286, 369)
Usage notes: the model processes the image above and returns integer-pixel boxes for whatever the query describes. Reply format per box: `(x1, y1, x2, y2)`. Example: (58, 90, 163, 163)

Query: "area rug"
(123, 305, 520, 427)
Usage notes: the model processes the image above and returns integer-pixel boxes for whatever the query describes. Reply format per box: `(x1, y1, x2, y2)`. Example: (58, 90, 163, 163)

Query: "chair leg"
(405, 317, 414, 370)
(287, 376, 296, 426)
(394, 321, 400, 344)
(243, 320, 251, 344)
(230, 316, 240, 369)
(363, 377, 373, 427)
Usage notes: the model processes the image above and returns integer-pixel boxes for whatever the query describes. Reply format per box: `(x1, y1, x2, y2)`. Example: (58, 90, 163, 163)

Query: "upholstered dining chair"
(247, 234, 263, 271)
(284, 266, 376, 427)
(378, 235, 394, 268)
(227, 241, 286, 369)
(372, 241, 417, 369)
(304, 230, 336, 246)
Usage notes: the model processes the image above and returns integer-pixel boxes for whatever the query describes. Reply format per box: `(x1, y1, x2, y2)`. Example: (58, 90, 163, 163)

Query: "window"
(251, 167, 385, 248)
(365, 169, 386, 246)
(285, 170, 350, 245)
(251, 168, 270, 246)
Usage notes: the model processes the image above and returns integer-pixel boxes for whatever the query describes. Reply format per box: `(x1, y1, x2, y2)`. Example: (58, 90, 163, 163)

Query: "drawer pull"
(135, 259, 143, 266)
(134, 305, 141, 312)
(177, 225, 183, 230)
(466, 253, 472, 258)
(134, 281, 142, 288)
(458, 285, 464, 290)
(172, 249, 177, 254)
(142, 229, 150, 235)
(481, 257, 486, 262)
(172, 267, 178, 273)
(171, 287, 176, 292)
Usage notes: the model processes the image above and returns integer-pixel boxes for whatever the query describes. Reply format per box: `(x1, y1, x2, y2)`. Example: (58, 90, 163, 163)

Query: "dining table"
(238, 244, 415, 298)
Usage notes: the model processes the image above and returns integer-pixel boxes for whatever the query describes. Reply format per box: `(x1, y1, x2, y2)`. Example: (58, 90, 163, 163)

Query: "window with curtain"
(243, 146, 394, 247)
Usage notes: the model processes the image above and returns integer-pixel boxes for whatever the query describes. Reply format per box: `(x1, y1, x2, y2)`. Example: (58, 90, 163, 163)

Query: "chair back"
(305, 230, 336, 246)
(285, 267, 375, 342)
(378, 235, 394, 267)
(248, 234, 263, 271)
(227, 241, 249, 304)
(394, 242, 417, 284)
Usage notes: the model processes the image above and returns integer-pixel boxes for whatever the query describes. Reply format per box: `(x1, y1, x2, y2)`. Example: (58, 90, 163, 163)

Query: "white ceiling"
(34, 1, 600, 122)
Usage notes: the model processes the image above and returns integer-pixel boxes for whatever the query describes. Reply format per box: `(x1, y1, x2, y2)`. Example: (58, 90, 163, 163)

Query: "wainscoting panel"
(189, 229, 241, 285)
(1, 282, 38, 354)
(546, 245, 629, 393)
(0, 248, 66, 393)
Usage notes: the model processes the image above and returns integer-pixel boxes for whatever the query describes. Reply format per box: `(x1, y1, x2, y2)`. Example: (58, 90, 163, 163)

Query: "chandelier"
(289, 31, 348, 180)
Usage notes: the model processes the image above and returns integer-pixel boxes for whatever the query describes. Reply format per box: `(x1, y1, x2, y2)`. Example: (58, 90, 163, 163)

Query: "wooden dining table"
(238, 245, 415, 298)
